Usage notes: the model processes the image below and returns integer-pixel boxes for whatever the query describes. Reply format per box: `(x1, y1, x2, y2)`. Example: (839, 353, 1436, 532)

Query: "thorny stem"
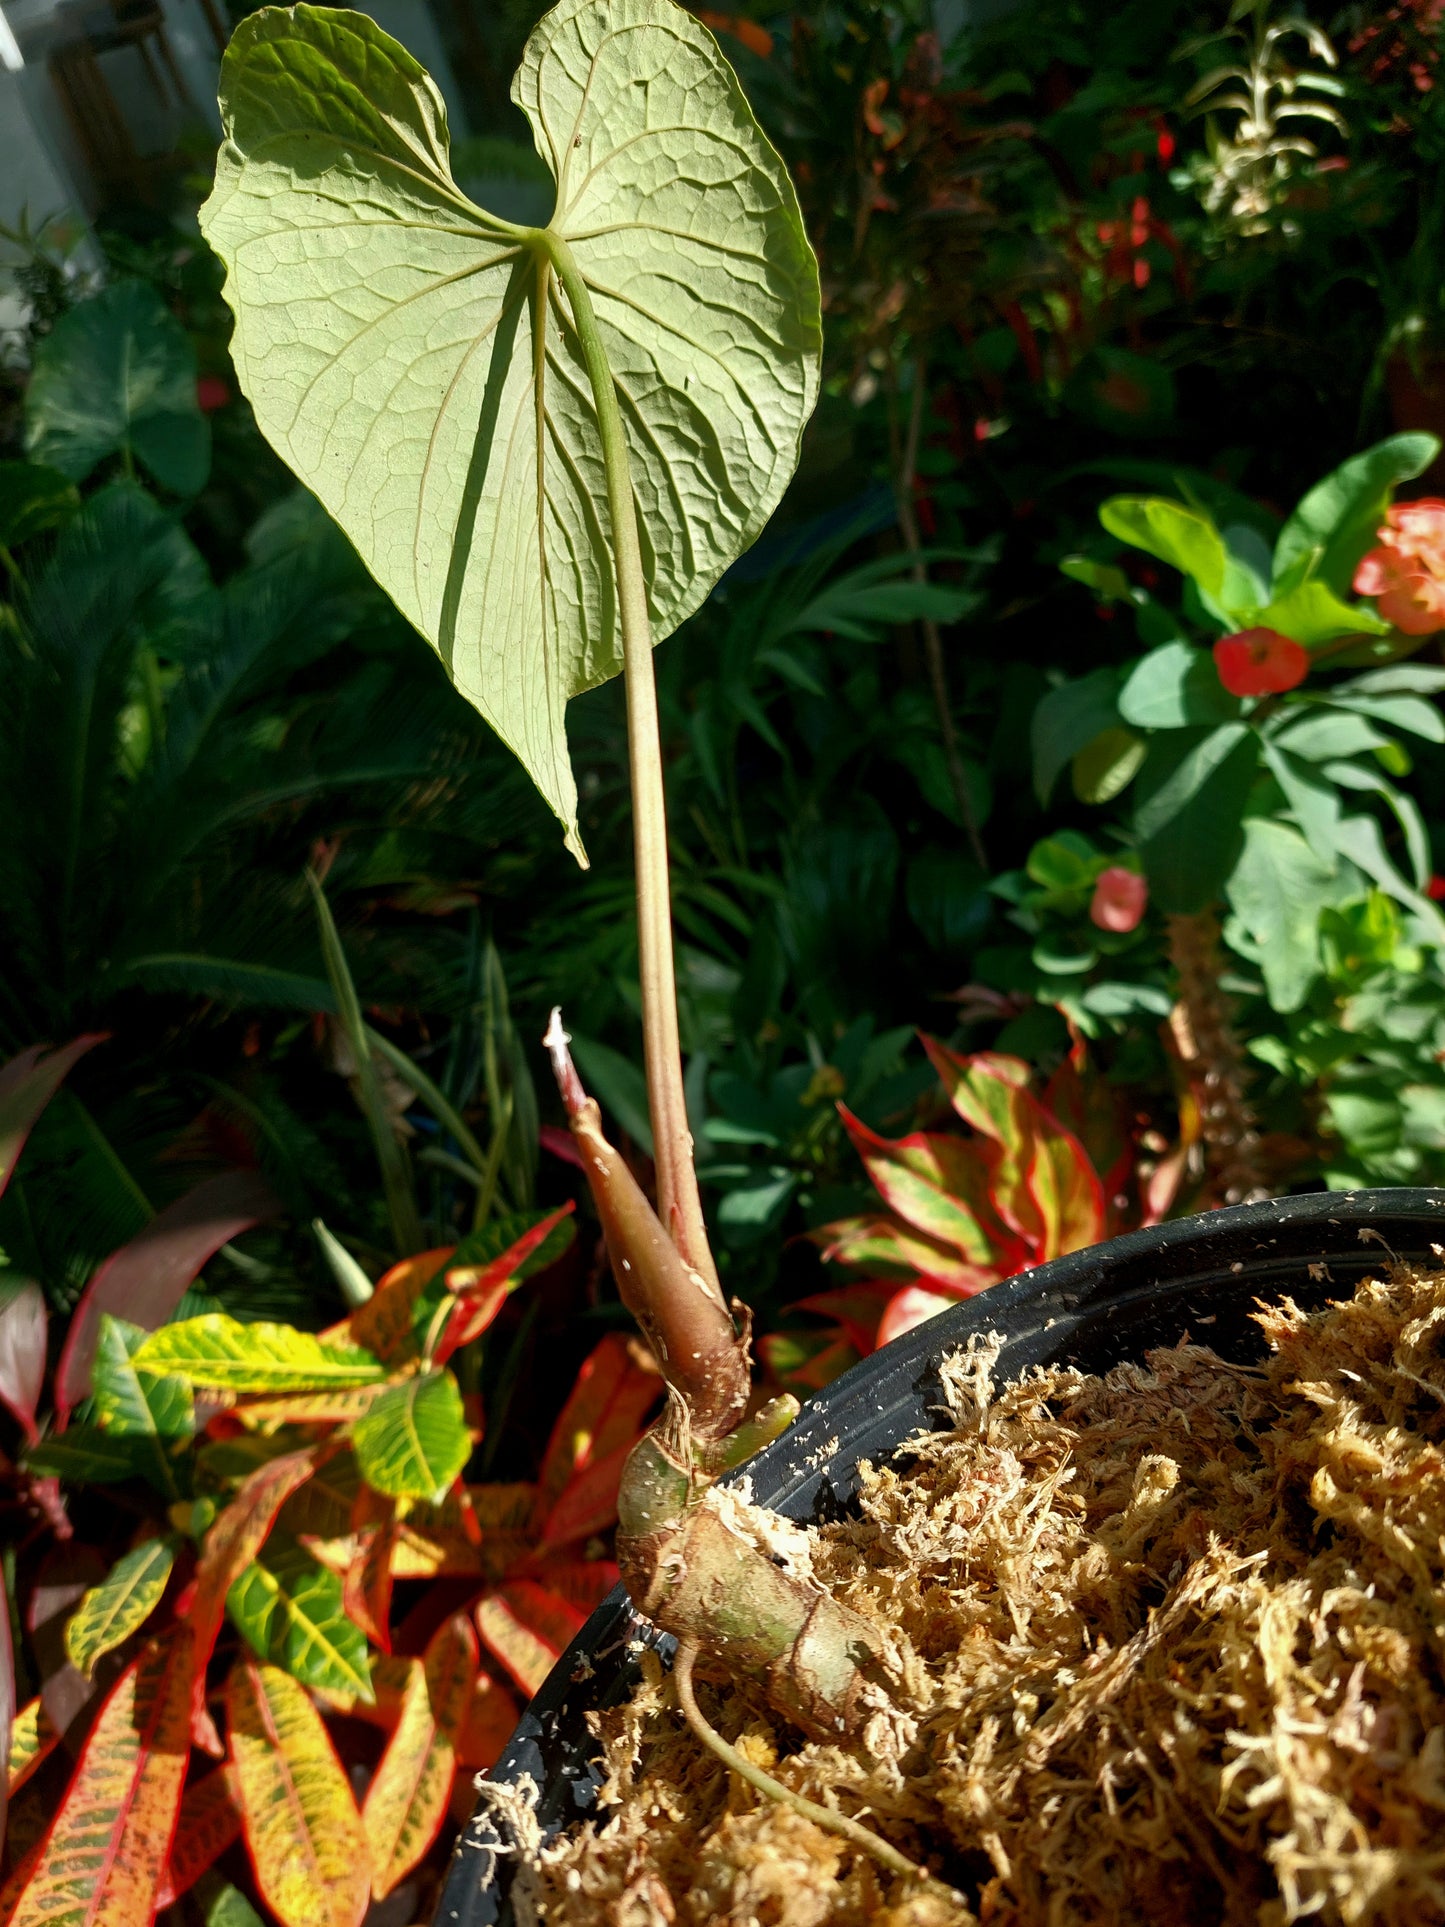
(672, 1642, 956, 1901)
(891, 352, 987, 870)
(1166, 908, 1270, 1206)
(538, 231, 718, 1293)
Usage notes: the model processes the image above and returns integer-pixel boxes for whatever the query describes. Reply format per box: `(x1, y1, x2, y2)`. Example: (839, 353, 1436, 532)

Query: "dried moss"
(520, 1267, 1445, 1925)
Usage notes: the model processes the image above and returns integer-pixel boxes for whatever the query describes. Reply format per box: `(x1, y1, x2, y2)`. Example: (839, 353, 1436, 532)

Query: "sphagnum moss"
(520, 1265, 1445, 1927)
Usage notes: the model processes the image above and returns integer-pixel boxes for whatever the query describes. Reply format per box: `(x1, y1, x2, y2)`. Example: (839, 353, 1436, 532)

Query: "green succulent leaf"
(133, 1314, 386, 1391)
(1118, 640, 1239, 730)
(24, 281, 211, 493)
(352, 1368, 470, 1500)
(1099, 497, 1228, 602)
(1133, 722, 1260, 914)
(199, 0, 821, 857)
(226, 1535, 372, 1699)
(65, 1536, 176, 1676)
(1272, 433, 1438, 598)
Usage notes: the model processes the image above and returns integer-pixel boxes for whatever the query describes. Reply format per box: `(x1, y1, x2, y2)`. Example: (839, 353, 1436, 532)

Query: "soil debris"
(517, 1270, 1445, 1925)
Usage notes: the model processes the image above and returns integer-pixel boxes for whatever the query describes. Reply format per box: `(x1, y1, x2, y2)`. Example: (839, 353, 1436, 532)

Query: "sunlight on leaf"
(200, 0, 821, 856)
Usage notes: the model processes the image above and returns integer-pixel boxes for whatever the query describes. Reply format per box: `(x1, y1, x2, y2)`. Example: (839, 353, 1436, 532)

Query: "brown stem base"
(1166, 909, 1270, 1206)
(617, 1429, 888, 1742)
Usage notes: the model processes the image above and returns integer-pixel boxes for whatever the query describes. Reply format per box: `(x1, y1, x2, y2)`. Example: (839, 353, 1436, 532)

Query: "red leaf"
(362, 1612, 477, 1898)
(56, 1169, 280, 1422)
(155, 1765, 243, 1909)
(838, 1104, 1009, 1262)
(341, 1247, 455, 1365)
(433, 1203, 576, 1368)
(809, 1216, 1003, 1296)
(535, 1333, 661, 1542)
(0, 1035, 106, 1201)
(455, 1672, 519, 1771)
(0, 1281, 45, 1447)
(534, 1440, 634, 1556)
(7, 1630, 193, 1927)
(344, 1488, 396, 1653)
(474, 1580, 586, 1698)
(189, 1444, 329, 1748)
(535, 1340, 657, 1511)
(787, 1282, 895, 1355)
(877, 1284, 967, 1349)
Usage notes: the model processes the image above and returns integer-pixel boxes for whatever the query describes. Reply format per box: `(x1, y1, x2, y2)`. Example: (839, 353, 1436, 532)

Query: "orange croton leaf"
(455, 1671, 519, 1773)
(228, 1658, 370, 1927)
(230, 1383, 391, 1427)
(7, 1630, 193, 1927)
(474, 1580, 587, 1699)
(362, 1611, 478, 1899)
(154, 1764, 242, 1910)
(343, 1488, 397, 1652)
(534, 1332, 662, 1530)
(189, 1443, 330, 1750)
(432, 1203, 577, 1367)
(338, 1246, 454, 1365)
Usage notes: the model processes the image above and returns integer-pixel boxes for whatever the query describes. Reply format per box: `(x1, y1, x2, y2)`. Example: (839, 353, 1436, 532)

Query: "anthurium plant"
(3, 1035, 664, 1925)
(193, 0, 907, 1810)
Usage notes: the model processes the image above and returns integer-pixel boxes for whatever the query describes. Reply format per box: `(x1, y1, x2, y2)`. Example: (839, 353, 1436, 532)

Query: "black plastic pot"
(436, 1187, 1445, 1926)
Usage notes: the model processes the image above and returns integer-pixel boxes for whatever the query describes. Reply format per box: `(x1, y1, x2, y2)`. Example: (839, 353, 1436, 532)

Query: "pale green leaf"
(226, 1535, 373, 1700)
(65, 1537, 176, 1676)
(1098, 497, 1228, 600)
(1253, 578, 1390, 645)
(200, 0, 821, 857)
(352, 1369, 470, 1499)
(1225, 819, 1351, 1012)
(1272, 433, 1438, 597)
(133, 1314, 386, 1391)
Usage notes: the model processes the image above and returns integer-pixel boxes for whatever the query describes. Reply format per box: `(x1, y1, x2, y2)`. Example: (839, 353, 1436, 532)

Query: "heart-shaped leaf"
(24, 281, 211, 494)
(200, 0, 820, 855)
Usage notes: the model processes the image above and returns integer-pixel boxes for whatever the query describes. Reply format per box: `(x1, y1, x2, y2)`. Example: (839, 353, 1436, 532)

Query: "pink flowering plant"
(1026, 431, 1445, 1020)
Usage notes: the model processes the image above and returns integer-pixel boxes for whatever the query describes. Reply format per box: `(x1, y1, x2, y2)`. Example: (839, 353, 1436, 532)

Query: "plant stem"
(890, 351, 986, 870)
(540, 232, 718, 1292)
(672, 1641, 955, 1900)
(1166, 908, 1270, 1206)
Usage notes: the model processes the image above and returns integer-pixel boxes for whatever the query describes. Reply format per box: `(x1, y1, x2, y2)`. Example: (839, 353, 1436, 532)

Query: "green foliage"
(25, 281, 210, 494)
(352, 1371, 471, 1501)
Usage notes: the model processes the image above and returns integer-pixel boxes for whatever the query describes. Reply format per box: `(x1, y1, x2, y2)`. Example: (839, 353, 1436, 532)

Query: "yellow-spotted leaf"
(227, 1659, 370, 1927)
(9, 1630, 193, 1927)
(134, 1314, 385, 1391)
(199, 1, 821, 856)
(362, 1611, 477, 1897)
(232, 1382, 392, 1427)
(190, 1443, 330, 1746)
(474, 1579, 586, 1697)
(6, 1696, 60, 1796)
(352, 1369, 470, 1501)
(64, 1534, 176, 1677)
(155, 1765, 243, 1909)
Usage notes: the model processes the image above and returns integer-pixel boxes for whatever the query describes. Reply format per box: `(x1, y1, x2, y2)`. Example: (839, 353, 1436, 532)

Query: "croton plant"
(0, 1037, 660, 1926)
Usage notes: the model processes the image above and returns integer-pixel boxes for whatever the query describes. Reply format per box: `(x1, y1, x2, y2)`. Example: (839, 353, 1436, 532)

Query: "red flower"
(1090, 867, 1148, 933)
(196, 375, 230, 413)
(1353, 498, 1445, 635)
(1428, 875, 1445, 902)
(1213, 628, 1310, 697)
